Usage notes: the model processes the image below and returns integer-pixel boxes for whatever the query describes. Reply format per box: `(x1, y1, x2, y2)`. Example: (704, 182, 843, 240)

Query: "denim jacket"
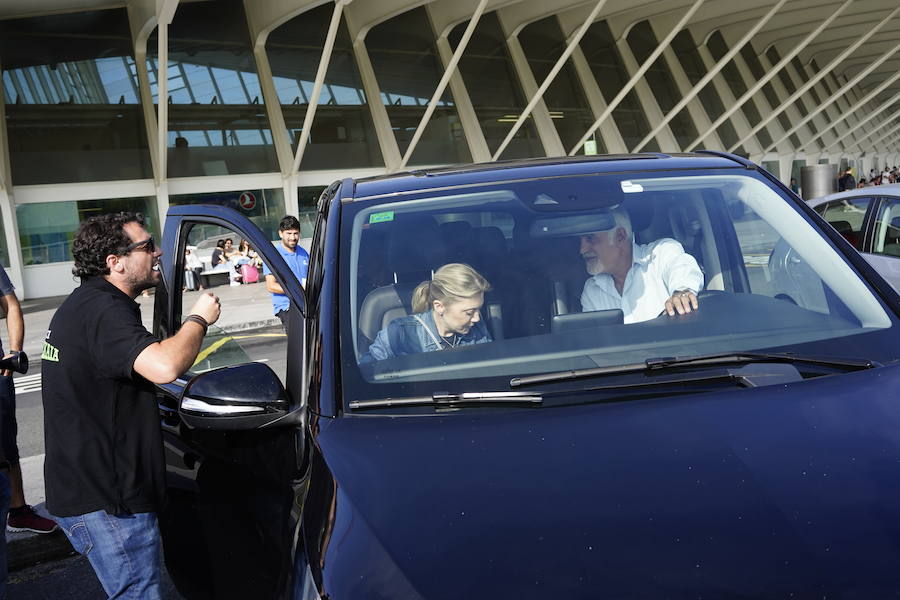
(361, 311, 491, 363)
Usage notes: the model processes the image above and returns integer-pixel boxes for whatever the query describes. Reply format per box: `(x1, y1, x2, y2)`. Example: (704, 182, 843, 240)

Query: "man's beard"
(126, 269, 158, 294)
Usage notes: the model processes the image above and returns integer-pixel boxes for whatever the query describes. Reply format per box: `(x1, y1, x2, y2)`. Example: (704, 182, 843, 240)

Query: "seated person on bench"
(579, 205, 703, 324)
(361, 263, 492, 363)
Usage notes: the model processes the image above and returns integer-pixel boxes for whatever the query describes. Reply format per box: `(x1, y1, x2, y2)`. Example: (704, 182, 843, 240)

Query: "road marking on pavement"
(192, 332, 286, 365)
(14, 373, 42, 395)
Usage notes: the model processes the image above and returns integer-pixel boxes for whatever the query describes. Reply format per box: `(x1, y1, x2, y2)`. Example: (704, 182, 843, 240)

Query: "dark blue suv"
(155, 152, 900, 599)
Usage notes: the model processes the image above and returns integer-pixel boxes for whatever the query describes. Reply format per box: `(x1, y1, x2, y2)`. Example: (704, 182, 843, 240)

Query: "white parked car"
(808, 183, 900, 291)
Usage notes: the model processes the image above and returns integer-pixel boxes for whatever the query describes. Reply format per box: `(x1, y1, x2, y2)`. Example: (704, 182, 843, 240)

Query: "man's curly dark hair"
(72, 212, 146, 279)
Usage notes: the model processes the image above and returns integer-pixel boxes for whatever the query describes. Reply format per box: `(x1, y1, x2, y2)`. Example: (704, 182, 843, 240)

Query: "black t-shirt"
(42, 277, 163, 517)
(211, 248, 224, 266)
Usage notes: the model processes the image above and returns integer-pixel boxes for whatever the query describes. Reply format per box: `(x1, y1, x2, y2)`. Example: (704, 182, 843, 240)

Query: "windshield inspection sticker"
(369, 211, 395, 224)
(621, 181, 644, 193)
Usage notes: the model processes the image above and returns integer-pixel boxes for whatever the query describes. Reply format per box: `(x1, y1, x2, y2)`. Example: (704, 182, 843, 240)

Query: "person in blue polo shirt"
(263, 215, 309, 330)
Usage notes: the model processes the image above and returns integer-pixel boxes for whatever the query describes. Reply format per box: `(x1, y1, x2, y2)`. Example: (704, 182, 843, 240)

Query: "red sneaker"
(6, 505, 58, 534)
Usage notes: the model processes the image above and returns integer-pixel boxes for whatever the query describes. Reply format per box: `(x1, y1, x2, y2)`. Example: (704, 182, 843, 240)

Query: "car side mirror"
(179, 362, 289, 430)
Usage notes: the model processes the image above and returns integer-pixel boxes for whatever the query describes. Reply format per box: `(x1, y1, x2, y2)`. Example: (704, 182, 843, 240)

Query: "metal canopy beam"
(291, 0, 351, 174)
(728, 6, 900, 152)
(801, 71, 900, 153)
(821, 94, 900, 154)
(775, 37, 900, 152)
(398, 0, 488, 170)
(685, 0, 840, 152)
(491, 0, 608, 161)
(855, 114, 900, 153)
(569, 0, 705, 155)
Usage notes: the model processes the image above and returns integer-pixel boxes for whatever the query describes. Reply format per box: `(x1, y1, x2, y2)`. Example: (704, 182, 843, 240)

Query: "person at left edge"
(1, 261, 58, 539)
(41, 213, 221, 600)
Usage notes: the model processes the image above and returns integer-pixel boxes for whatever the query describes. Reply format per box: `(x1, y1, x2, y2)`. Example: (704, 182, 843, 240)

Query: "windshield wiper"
(350, 391, 543, 411)
(510, 351, 880, 388)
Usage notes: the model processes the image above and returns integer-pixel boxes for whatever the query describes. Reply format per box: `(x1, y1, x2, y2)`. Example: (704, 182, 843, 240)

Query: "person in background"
(210, 240, 227, 268)
(223, 238, 240, 261)
(789, 178, 800, 194)
(838, 169, 855, 192)
(184, 248, 204, 291)
(1, 261, 58, 542)
(42, 213, 221, 599)
(263, 216, 309, 330)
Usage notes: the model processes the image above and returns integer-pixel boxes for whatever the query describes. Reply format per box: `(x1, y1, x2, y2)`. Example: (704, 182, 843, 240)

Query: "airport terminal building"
(1, 0, 898, 298)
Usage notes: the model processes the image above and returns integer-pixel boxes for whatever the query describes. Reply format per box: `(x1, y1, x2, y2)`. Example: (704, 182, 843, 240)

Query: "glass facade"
(518, 16, 599, 154)
(150, 0, 279, 177)
(449, 13, 543, 159)
(0, 9, 152, 185)
(169, 189, 286, 241)
(267, 4, 383, 170)
(580, 21, 659, 152)
(626, 21, 698, 151)
(367, 7, 471, 165)
(16, 196, 159, 265)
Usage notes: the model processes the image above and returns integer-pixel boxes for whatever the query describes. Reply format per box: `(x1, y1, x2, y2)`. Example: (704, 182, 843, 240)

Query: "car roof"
(349, 152, 755, 200)
(808, 183, 900, 207)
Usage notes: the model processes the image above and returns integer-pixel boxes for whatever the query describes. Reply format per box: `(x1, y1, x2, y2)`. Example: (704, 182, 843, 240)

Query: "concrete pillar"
(500, 27, 564, 157)
(430, 11, 492, 163)
(352, 36, 402, 170)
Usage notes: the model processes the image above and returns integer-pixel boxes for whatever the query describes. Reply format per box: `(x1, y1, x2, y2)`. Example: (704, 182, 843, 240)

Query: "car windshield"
(339, 168, 897, 406)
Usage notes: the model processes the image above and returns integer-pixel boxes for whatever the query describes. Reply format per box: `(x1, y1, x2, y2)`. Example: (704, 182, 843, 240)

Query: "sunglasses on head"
(123, 236, 156, 255)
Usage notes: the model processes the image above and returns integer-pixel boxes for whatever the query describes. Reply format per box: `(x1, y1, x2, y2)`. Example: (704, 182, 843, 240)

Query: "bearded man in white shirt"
(579, 205, 704, 324)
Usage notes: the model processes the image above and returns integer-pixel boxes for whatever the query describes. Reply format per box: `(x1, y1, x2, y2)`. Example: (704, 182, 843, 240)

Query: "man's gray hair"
(610, 205, 633, 240)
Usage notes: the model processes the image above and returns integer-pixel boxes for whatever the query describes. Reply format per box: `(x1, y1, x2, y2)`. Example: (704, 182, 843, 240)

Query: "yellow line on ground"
(231, 333, 286, 339)
(193, 337, 232, 365)
(191, 332, 287, 366)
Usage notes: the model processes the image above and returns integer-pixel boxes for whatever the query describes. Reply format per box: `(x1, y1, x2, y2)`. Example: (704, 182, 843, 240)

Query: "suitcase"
(240, 263, 259, 283)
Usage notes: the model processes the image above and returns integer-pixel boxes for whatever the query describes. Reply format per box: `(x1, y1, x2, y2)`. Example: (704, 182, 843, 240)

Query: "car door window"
(179, 222, 288, 382)
(871, 198, 900, 257)
(816, 198, 871, 250)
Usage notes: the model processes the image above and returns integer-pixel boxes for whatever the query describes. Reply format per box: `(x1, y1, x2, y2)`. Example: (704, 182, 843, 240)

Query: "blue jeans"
(0, 471, 10, 600)
(56, 511, 162, 599)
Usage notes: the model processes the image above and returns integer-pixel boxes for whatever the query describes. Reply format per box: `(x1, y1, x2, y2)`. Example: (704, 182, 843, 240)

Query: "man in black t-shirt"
(42, 213, 221, 599)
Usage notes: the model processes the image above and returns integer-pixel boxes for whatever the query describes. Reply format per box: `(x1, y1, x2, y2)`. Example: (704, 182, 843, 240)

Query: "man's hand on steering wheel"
(665, 289, 699, 317)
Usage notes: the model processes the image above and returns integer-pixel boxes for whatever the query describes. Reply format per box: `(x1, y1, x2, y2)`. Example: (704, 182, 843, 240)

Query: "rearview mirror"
(179, 362, 290, 430)
(530, 212, 615, 238)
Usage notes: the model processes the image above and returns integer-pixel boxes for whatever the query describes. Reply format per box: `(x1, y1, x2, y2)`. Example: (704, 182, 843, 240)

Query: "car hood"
(311, 363, 900, 599)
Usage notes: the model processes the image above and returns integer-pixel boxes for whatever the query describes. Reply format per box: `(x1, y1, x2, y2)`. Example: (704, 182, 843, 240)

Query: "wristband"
(184, 314, 209, 334)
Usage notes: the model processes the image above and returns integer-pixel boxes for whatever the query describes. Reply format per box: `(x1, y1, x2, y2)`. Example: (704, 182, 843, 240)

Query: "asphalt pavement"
(5, 278, 280, 576)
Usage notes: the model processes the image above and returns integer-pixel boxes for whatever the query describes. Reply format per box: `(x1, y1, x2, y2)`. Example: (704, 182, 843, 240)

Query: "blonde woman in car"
(362, 263, 492, 362)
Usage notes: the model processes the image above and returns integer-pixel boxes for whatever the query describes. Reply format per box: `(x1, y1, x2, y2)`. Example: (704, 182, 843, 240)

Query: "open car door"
(153, 204, 308, 599)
